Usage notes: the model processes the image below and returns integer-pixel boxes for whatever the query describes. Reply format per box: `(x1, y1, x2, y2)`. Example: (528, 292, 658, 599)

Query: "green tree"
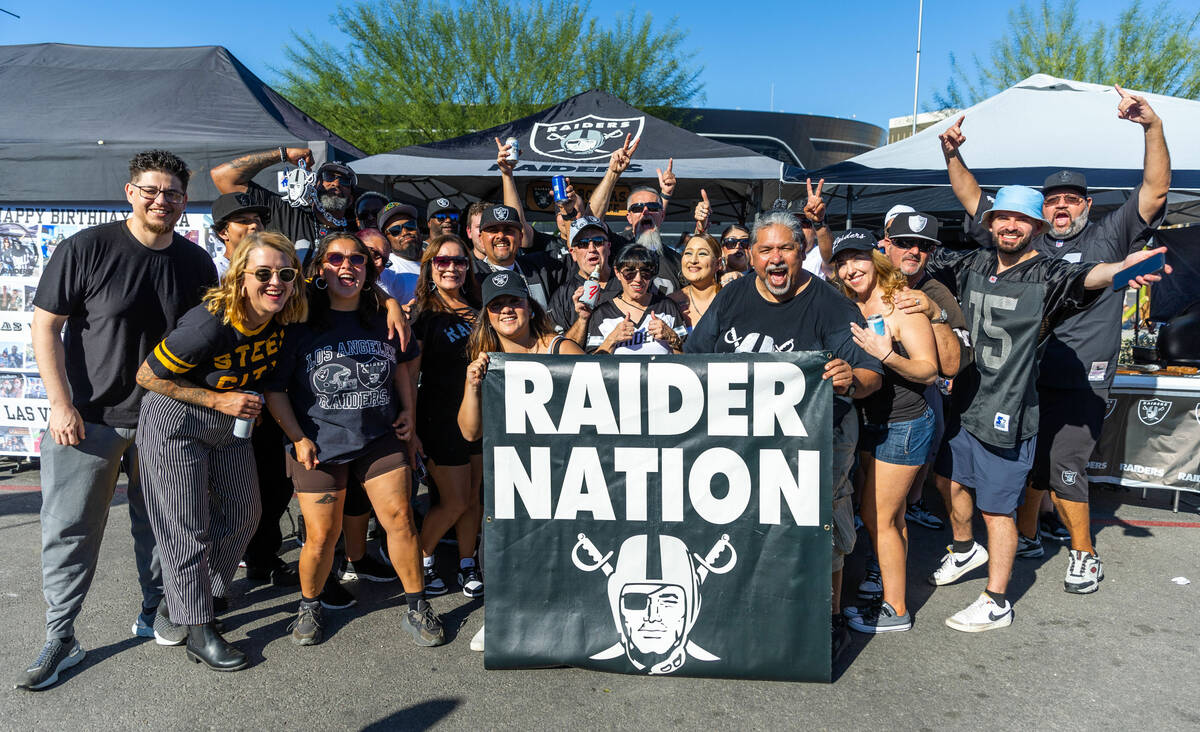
(936, 0, 1200, 109)
(276, 0, 703, 154)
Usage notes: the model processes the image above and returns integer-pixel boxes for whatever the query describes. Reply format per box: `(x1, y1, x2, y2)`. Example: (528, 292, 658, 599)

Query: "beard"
(761, 263, 795, 296)
(318, 192, 350, 213)
(636, 229, 663, 252)
(143, 220, 173, 235)
(1050, 210, 1089, 239)
(992, 228, 1034, 255)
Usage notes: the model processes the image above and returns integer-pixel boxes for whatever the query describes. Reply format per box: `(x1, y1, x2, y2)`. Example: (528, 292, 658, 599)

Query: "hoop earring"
(363, 283, 371, 292)
(314, 276, 327, 290)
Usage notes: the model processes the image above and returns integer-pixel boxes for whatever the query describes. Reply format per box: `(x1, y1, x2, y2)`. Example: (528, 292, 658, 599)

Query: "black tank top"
(860, 340, 928, 424)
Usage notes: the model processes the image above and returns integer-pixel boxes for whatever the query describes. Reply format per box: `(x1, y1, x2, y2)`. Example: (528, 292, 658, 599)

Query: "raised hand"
(1115, 85, 1160, 128)
(494, 136, 516, 174)
(694, 188, 711, 233)
(656, 158, 677, 198)
(608, 134, 640, 175)
(803, 178, 826, 223)
(939, 115, 966, 158)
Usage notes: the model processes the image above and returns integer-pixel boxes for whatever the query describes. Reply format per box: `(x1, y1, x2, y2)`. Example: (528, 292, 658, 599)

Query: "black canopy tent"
(0, 43, 365, 205)
(351, 90, 783, 224)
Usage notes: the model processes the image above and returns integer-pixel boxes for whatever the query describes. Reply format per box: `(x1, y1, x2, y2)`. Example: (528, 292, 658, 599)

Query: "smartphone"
(1111, 251, 1165, 291)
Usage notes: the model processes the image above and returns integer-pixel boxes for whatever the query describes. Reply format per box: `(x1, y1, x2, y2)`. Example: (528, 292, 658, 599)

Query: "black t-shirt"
(969, 187, 1163, 389)
(33, 221, 217, 428)
(914, 274, 974, 373)
(585, 295, 687, 355)
(147, 304, 285, 391)
(243, 182, 352, 265)
(471, 250, 568, 311)
(859, 340, 928, 425)
(684, 273, 882, 424)
(546, 270, 623, 332)
(927, 248, 1100, 447)
(412, 306, 476, 427)
(268, 309, 419, 463)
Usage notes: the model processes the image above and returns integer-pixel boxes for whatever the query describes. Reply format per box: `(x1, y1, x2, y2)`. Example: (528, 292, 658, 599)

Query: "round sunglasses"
(246, 267, 298, 283)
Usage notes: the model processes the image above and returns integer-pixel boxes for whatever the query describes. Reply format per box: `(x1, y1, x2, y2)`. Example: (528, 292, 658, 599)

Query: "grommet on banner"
(823, 524, 831, 531)
(486, 516, 493, 522)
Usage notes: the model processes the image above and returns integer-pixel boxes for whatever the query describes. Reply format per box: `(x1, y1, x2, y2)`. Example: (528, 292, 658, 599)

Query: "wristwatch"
(931, 307, 948, 325)
(812, 219, 828, 230)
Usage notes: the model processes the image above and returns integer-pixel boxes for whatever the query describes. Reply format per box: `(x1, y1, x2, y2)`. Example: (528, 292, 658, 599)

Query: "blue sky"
(0, 0, 1150, 133)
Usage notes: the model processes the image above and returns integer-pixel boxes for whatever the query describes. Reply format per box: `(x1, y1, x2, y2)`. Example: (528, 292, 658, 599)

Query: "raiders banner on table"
(482, 352, 833, 682)
(1089, 386, 1200, 494)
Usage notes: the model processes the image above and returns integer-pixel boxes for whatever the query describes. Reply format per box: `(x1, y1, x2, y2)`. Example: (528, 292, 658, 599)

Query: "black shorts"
(417, 416, 481, 467)
(1030, 387, 1106, 502)
(289, 432, 410, 499)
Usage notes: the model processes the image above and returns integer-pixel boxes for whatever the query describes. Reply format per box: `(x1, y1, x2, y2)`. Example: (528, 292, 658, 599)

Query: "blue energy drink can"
(551, 175, 569, 203)
(867, 314, 886, 336)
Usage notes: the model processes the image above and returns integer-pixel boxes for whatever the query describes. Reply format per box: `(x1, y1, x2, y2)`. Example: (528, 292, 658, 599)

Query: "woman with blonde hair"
(135, 231, 306, 671)
(828, 228, 938, 635)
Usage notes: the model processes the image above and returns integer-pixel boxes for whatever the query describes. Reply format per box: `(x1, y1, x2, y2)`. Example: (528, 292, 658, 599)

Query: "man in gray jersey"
(940, 84, 1169, 593)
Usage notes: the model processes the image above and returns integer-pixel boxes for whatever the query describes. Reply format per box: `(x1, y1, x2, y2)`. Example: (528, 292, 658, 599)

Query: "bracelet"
(278, 146, 287, 163)
(660, 193, 672, 200)
(882, 349, 895, 362)
(813, 220, 828, 230)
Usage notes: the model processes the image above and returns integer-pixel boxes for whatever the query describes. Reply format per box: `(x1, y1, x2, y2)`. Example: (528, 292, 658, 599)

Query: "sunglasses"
(891, 238, 935, 253)
(433, 255, 469, 269)
(246, 267, 298, 283)
(325, 252, 367, 267)
(386, 222, 419, 236)
(571, 236, 608, 249)
(627, 202, 663, 214)
(619, 267, 655, 280)
(432, 212, 459, 222)
(319, 170, 352, 185)
(722, 237, 750, 250)
(1044, 193, 1085, 206)
(131, 183, 185, 205)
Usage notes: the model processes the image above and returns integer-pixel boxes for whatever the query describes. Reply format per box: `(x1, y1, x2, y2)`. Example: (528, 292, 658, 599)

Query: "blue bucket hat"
(981, 186, 1049, 233)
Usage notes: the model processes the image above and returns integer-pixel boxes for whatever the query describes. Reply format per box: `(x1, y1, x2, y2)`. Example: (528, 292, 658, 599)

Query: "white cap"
(885, 204, 916, 226)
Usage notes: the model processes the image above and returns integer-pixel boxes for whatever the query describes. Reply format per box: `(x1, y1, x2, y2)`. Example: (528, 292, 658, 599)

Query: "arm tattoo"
(136, 362, 216, 410)
(227, 150, 283, 182)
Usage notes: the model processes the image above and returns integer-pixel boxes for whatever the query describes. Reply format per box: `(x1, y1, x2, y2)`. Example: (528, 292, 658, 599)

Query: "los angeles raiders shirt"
(147, 303, 284, 392)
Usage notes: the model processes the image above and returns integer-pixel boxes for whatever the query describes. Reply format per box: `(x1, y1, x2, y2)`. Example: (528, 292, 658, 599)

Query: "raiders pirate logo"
(530, 114, 646, 161)
(1104, 398, 1117, 419)
(491, 272, 510, 287)
(493, 206, 510, 222)
(1136, 398, 1171, 426)
(1062, 470, 1078, 486)
(235, 192, 252, 207)
(435, 198, 451, 208)
(356, 357, 388, 390)
(1057, 171, 1074, 183)
(573, 532, 736, 675)
(907, 215, 928, 232)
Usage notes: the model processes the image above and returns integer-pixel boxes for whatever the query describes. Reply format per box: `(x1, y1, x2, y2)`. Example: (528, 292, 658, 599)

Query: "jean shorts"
(859, 407, 935, 466)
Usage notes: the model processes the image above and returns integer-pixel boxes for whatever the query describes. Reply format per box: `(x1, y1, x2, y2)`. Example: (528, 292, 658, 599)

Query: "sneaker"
(470, 624, 485, 652)
(1016, 533, 1044, 559)
(458, 563, 484, 598)
(857, 561, 882, 600)
(289, 602, 323, 646)
(246, 560, 301, 587)
(928, 542, 989, 586)
(153, 602, 186, 646)
(403, 600, 446, 647)
(423, 564, 448, 597)
(831, 615, 850, 663)
(905, 500, 944, 530)
(14, 638, 85, 691)
(1039, 513, 1071, 543)
(848, 601, 912, 634)
(319, 578, 357, 610)
(1064, 549, 1103, 594)
(132, 607, 156, 638)
(341, 554, 398, 583)
(842, 597, 882, 621)
(945, 592, 1013, 632)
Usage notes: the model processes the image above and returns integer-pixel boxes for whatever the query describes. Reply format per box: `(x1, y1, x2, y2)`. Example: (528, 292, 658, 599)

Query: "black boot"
(185, 622, 248, 672)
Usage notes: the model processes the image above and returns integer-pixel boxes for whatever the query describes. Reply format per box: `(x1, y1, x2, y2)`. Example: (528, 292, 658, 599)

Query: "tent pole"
(845, 186, 854, 229)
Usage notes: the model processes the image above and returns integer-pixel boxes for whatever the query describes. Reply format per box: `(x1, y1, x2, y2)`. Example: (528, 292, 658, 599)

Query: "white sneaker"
(1064, 549, 1103, 594)
(928, 542, 989, 586)
(945, 592, 1013, 633)
(470, 624, 485, 652)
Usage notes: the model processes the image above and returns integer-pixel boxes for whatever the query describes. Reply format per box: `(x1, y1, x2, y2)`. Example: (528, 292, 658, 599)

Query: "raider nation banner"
(482, 352, 833, 682)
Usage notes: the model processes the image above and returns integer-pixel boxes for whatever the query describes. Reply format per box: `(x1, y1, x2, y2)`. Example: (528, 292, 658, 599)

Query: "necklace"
(313, 199, 347, 227)
(619, 295, 649, 319)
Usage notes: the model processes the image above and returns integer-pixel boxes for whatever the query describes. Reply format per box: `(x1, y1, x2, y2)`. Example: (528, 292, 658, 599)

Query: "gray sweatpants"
(138, 393, 261, 625)
(40, 423, 163, 641)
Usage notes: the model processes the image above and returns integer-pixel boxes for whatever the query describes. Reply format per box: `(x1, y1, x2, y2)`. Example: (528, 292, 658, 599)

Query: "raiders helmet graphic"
(312, 363, 356, 394)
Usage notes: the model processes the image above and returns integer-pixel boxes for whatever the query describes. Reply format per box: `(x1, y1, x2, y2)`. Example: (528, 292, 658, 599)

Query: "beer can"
(232, 391, 261, 439)
(551, 175, 569, 203)
(505, 136, 519, 162)
(867, 314, 886, 336)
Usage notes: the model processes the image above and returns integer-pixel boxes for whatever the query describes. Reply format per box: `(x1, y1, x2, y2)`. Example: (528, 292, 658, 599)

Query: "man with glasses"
(427, 198, 460, 240)
(209, 192, 269, 278)
(472, 205, 566, 310)
(379, 202, 424, 276)
(940, 85, 1170, 594)
(211, 147, 357, 265)
(546, 217, 623, 346)
(18, 151, 217, 690)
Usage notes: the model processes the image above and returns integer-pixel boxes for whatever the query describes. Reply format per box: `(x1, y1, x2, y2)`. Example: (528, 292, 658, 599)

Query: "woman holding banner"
(459, 270, 584, 650)
(586, 245, 687, 355)
(829, 229, 938, 634)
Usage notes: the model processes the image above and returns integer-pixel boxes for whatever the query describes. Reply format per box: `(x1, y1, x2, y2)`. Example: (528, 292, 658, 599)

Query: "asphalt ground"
(0, 461, 1197, 731)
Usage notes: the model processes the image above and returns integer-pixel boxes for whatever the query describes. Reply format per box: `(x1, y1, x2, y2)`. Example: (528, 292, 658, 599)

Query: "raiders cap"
(428, 197, 460, 216)
(481, 269, 530, 307)
(378, 201, 419, 231)
(568, 216, 609, 247)
(211, 192, 270, 229)
(829, 228, 879, 260)
(479, 205, 521, 229)
(1042, 170, 1088, 196)
(887, 212, 940, 244)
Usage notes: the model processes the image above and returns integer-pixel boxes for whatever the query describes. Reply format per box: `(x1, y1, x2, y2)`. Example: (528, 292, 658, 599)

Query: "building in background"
(676, 108, 884, 170)
(887, 109, 960, 144)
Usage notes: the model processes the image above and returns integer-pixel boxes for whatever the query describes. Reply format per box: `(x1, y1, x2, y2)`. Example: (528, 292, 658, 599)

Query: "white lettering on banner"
(1087, 461, 1108, 470)
(493, 446, 821, 526)
(503, 360, 808, 437)
(1178, 472, 1200, 484)
(1120, 463, 1165, 478)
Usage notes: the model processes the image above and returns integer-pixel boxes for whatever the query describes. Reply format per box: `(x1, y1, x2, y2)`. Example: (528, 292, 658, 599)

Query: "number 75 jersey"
(928, 248, 1101, 448)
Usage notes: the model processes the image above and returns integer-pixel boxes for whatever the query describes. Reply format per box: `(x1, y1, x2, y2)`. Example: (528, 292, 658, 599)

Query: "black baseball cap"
(428, 197, 460, 216)
(1042, 170, 1088, 196)
(211, 192, 269, 230)
(316, 161, 357, 187)
(886, 212, 940, 243)
(479, 205, 521, 229)
(829, 228, 879, 260)
(481, 270, 530, 307)
(378, 201, 419, 231)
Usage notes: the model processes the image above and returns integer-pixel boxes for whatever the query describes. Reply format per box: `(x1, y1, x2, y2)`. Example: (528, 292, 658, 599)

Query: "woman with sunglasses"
(265, 232, 444, 648)
(587, 245, 687, 355)
(718, 224, 751, 285)
(458, 271, 585, 651)
(828, 229, 938, 635)
(135, 232, 306, 671)
(410, 235, 486, 598)
(669, 233, 723, 331)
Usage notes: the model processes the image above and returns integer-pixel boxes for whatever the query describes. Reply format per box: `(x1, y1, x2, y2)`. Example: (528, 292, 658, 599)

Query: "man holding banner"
(685, 209, 882, 661)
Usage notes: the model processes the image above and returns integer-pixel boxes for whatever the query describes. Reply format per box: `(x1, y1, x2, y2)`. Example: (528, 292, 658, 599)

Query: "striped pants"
(138, 392, 261, 625)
